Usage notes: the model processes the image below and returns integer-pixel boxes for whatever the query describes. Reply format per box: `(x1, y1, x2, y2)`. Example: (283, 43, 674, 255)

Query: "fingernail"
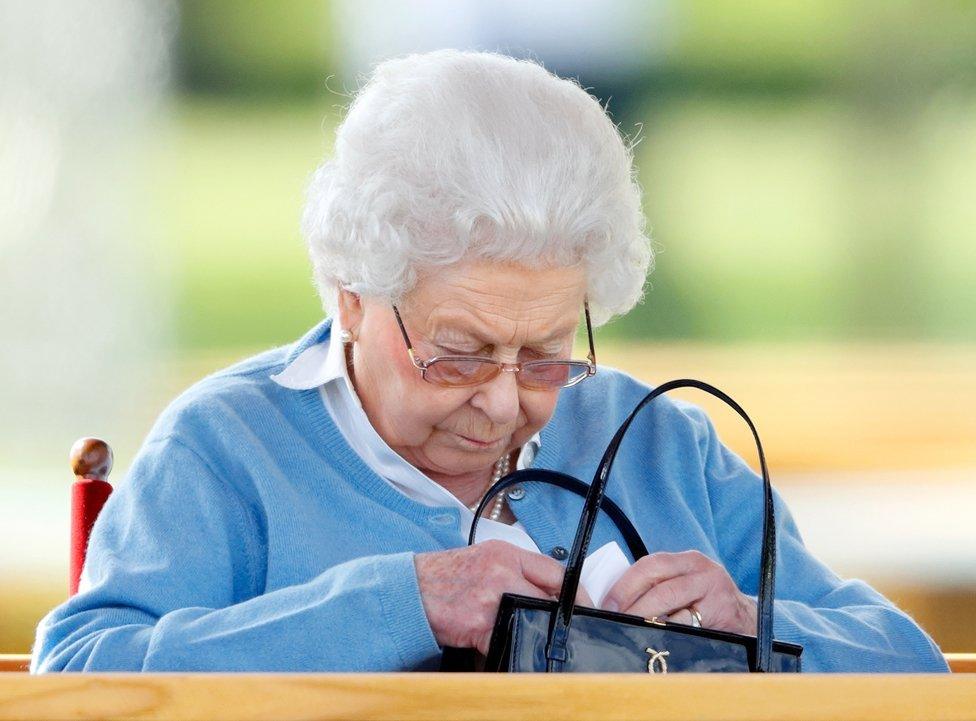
(603, 599, 619, 613)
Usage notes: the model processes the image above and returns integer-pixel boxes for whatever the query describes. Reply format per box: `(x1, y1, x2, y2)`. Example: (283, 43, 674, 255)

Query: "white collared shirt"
(270, 318, 542, 552)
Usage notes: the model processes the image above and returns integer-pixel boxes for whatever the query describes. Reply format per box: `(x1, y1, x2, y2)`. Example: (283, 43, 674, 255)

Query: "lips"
(454, 432, 505, 448)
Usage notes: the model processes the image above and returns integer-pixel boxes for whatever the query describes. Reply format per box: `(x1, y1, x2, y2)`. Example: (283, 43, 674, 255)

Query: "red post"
(68, 438, 114, 596)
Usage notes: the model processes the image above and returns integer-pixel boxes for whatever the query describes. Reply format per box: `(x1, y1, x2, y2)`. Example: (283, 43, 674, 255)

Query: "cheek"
(390, 364, 473, 437)
(520, 390, 560, 428)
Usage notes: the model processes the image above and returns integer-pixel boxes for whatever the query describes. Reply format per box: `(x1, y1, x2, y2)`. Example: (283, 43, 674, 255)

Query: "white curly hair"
(300, 49, 654, 327)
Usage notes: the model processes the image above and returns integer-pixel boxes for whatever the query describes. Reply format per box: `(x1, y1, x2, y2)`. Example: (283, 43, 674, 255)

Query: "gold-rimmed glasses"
(392, 299, 597, 390)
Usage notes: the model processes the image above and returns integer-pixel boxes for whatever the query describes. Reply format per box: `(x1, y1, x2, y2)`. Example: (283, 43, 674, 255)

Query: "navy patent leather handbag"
(442, 379, 803, 673)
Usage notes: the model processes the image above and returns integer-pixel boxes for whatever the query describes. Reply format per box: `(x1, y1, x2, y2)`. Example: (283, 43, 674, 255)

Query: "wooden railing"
(0, 672, 975, 721)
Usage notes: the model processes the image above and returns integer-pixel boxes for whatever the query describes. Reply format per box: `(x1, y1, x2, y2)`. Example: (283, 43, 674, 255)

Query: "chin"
(432, 447, 496, 473)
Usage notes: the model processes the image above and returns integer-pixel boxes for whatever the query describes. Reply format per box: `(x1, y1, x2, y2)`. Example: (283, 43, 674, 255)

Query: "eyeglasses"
(392, 299, 597, 390)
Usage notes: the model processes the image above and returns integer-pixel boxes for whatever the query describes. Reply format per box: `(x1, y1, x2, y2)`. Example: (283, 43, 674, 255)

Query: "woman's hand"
(601, 550, 758, 635)
(414, 540, 593, 654)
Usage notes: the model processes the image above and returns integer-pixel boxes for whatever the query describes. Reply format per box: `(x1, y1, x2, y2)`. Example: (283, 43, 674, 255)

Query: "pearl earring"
(339, 330, 353, 344)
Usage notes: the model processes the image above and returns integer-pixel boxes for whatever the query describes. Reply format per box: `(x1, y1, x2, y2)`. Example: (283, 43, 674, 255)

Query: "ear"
(336, 287, 364, 340)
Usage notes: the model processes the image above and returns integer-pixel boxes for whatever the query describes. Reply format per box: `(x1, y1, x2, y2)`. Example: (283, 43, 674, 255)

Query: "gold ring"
(687, 605, 703, 628)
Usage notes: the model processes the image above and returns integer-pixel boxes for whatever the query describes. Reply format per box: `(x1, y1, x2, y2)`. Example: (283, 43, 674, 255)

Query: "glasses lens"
(519, 361, 590, 390)
(425, 358, 499, 387)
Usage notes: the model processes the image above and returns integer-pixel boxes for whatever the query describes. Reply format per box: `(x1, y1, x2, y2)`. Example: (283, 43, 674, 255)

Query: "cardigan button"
(506, 486, 526, 501)
(549, 546, 568, 560)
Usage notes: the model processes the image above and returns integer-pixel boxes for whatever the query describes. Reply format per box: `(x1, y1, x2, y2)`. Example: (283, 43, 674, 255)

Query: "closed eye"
(438, 344, 491, 357)
(521, 349, 562, 361)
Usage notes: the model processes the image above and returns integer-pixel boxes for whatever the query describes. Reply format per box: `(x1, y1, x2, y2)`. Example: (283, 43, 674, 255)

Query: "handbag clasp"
(644, 647, 670, 673)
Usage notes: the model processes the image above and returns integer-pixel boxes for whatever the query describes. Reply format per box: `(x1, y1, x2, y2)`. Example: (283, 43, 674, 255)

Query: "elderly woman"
(32, 50, 947, 673)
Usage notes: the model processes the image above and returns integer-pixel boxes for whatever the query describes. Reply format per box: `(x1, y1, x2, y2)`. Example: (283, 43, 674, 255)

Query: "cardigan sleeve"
(684, 404, 950, 673)
(30, 435, 442, 672)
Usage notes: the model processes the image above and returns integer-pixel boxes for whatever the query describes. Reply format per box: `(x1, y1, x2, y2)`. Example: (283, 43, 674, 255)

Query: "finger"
(474, 574, 559, 656)
(517, 549, 568, 596)
(511, 565, 590, 607)
(510, 576, 561, 603)
(624, 573, 709, 621)
(475, 629, 494, 656)
(516, 550, 592, 607)
(476, 576, 578, 656)
(603, 552, 702, 612)
(485, 577, 559, 656)
(575, 586, 594, 608)
(477, 632, 492, 656)
(520, 573, 592, 608)
(666, 607, 696, 625)
(664, 590, 730, 631)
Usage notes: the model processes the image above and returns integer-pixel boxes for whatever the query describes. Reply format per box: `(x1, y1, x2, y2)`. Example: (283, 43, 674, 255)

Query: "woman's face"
(338, 258, 587, 484)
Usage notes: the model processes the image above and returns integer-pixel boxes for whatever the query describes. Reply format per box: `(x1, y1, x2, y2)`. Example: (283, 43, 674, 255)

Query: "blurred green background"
(164, 0, 976, 349)
(2, 0, 974, 658)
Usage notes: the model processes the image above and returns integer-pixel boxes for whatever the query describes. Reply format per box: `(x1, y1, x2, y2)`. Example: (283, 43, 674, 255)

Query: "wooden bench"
(0, 673, 974, 721)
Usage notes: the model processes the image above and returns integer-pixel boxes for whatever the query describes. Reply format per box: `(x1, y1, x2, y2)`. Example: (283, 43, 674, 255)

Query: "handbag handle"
(467, 468, 649, 561)
(546, 379, 778, 673)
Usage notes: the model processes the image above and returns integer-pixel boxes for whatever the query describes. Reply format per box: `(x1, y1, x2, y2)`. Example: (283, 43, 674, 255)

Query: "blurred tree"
(177, 0, 336, 96)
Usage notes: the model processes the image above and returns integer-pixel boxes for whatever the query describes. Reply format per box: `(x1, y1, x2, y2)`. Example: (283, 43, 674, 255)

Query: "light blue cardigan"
(31, 318, 949, 673)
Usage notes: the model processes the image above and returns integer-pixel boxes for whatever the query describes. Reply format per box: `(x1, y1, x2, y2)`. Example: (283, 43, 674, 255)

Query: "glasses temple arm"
(583, 297, 596, 366)
(392, 305, 422, 366)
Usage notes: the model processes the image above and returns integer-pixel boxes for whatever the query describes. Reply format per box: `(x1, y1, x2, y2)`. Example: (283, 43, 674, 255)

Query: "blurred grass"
(146, 95, 976, 351)
(673, 0, 851, 82)
(617, 95, 976, 343)
(148, 97, 332, 350)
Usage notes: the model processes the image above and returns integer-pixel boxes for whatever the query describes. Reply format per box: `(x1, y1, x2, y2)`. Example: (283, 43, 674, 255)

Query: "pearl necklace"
(468, 454, 511, 521)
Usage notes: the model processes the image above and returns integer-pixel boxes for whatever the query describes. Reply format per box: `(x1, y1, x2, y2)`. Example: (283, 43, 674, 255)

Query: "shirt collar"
(270, 316, 348, 391)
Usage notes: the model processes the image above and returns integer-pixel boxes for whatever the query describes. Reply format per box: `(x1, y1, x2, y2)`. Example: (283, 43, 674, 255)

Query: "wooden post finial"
(70, 437, 114, 481)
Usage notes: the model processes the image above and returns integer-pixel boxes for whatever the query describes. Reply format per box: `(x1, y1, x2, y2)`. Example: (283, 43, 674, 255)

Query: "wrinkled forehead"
(406, 259, 587, 346)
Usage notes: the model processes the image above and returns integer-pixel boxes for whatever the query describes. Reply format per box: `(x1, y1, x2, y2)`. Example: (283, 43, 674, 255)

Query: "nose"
(469, 366, 521, 428)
